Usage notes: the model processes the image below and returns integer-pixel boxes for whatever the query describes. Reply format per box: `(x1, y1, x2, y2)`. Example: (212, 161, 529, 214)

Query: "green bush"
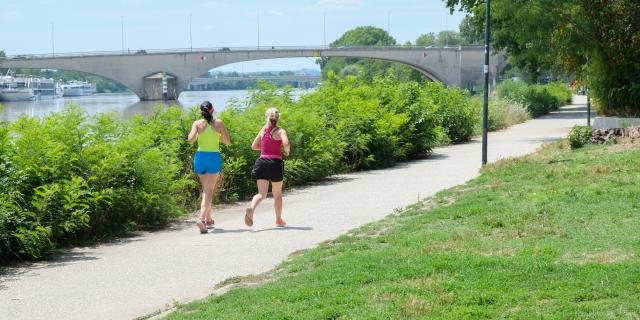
(497, 81, 572, 117)
(426, 83, 480, 143)
(496, 80, 528, 104)
(1, 105, 194, 260)
(0, 75, 491, 261)
(568, 125, 591, 149)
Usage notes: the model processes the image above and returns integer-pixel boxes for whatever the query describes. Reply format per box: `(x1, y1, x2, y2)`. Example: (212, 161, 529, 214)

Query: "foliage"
(486, 98, 530, 131)
(414, 31, 463, 48)
(436, 30, 460, 47)
(165, 140, 640, 320)
(0, 76, 494, 261)
(319, 26, 425, 82)
(0, 105, 195, 260)
(425, 83, 480, 143)
(415, 33, 437, 47)
(443, 0, 640, 116)
(459, 15, 482, 45)
(497, 81, 572, 117)
(567, 125, 591, 149)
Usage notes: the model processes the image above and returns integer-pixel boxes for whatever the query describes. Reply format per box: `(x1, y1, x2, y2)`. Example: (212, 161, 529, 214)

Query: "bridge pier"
(142, 72, 178, 100)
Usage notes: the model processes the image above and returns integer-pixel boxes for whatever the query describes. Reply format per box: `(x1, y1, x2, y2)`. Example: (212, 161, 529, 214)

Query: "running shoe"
(206, 219, 215, 229)
(276, 218, 287, 227)
(196, 219, 208, 234)
(244, 208, 254, 227)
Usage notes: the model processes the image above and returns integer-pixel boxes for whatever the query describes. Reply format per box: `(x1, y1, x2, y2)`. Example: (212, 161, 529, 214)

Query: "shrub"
(568, 125, 591, 149)
(497, 81, 572, 117)
(1, 106, 193, 260)
(496, 80, 528, 104)
(426, 82, 480, 143)
(0, 75, 490, 261)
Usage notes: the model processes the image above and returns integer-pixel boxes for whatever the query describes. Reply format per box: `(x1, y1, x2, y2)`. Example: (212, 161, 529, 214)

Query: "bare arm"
(187, 121, 199, 144)
(251, 130, 262, 150)
(215, 119, 231, 145)
(279, 129, 290, 156)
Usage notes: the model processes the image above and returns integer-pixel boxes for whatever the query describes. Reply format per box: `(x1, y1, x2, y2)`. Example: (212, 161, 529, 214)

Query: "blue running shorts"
(193, 151, 222, 175)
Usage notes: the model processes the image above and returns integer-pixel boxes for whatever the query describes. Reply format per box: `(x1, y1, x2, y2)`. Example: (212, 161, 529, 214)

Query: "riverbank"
(165, 125, 640, 319)
(0, 98, 587, 320)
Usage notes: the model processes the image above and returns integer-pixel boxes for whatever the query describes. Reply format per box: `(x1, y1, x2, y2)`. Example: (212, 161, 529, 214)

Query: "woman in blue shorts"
(188, 101, 230, 233)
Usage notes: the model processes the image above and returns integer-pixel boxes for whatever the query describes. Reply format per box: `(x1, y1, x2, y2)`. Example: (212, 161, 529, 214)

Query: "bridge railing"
(2, 45, 486, 60)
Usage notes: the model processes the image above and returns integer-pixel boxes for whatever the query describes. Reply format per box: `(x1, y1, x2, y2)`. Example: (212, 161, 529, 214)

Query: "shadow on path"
(252, 226, 313, 233)
(209, 228, 251, 234)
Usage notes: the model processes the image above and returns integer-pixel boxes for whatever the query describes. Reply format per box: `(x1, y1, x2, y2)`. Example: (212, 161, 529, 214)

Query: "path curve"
(0, 97, 589, 320)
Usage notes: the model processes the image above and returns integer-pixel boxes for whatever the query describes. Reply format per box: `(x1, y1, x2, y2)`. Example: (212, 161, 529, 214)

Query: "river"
(0, 89, 309, 122)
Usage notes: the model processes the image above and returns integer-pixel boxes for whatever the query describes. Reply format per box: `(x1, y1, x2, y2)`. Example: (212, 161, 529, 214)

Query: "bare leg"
(271, 181, 283, 222)
(204, 173, 219, 222)
(246, 179, 269, 226)
(199, 174, 217, 220)
(197, 174, 210, 221)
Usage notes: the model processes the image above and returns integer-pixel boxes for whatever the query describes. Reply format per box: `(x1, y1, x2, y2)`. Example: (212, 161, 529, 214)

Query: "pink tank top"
(260, 125, 282, 159)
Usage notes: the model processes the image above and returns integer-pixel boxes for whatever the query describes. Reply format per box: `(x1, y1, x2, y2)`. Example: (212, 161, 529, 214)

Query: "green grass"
(165, 140, 640, 319)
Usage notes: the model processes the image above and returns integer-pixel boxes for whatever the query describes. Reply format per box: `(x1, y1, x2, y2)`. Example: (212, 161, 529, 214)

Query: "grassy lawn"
(165, 140, 640, 319)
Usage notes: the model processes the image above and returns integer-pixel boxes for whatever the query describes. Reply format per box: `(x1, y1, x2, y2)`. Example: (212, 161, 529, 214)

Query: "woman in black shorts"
(244, 107, 290, 227)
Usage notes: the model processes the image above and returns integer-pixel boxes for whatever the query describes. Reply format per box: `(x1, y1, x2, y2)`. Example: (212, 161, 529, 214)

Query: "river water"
(0, 90, 266, 122)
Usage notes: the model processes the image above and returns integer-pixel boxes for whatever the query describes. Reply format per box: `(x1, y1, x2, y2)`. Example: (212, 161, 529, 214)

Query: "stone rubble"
(590, 125, 640, 144)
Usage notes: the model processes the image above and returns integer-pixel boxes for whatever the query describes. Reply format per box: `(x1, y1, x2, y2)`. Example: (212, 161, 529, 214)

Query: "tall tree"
(319, 26, 425, 82)
(458, 15, 482, 45)
(443, 0, 640, 116)
(415, 33, 437, 47)
(437, 30, 460, 47)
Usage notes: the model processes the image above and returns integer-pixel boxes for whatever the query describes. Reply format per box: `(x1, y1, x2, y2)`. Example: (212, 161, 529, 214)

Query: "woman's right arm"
(187, 121, 199, 144)
(251, 128, 263, 150)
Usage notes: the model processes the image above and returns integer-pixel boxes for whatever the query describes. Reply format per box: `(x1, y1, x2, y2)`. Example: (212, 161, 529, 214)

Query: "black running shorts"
(251, 157, 284, 182)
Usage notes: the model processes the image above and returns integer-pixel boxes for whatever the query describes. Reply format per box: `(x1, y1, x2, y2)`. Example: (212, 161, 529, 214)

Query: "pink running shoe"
(206, 219, 215, 229)
(276, 218, 287, 227)
(196, 219, 207, 234)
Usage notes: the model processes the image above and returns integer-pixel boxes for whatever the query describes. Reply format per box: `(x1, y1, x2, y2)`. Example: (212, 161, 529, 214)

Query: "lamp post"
(51, 22, 55, 57)
(387, 11, 391, 46)
(323, 11, 326, 48)
(482, 0, 491, 165)
(189, 13, 193, 51)
(121, 16, 124, 54)
(587, 88, 591, 126)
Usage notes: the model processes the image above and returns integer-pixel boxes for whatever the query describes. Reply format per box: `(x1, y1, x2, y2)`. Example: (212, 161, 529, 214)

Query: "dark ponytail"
(200, 101, 214, 124)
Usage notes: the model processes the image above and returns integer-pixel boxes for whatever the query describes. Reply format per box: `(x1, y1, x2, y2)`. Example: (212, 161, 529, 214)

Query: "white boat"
(61, 81, 96, 96)
(0, 76, 36, 101)
(33, 78, 63, 100)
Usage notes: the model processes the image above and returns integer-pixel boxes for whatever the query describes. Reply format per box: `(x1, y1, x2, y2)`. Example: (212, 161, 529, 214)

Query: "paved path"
(0, 97, 589, 320)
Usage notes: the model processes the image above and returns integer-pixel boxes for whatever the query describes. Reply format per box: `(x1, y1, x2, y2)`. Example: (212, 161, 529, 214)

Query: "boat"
(33, 78, 63, 100)
(61, 81, 96, 97)
(0, 75, 36, 101)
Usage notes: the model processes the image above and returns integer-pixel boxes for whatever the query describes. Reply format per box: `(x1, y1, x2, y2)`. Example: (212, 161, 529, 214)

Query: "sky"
(0, 0, 466, 72)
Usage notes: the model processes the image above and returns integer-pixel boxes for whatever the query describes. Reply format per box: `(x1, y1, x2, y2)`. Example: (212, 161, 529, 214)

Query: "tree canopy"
(319, 26, 425, 82)
(443, 0, 640, 116)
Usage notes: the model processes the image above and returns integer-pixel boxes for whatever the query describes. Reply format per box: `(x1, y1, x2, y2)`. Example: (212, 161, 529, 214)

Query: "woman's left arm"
(216, 119, 231, 145)
(280, 129, 290, 156)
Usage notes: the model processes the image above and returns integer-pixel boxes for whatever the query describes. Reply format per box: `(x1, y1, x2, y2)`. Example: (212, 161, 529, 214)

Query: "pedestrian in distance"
(244, 107, 290, 228)
(188, 101, 230, 233)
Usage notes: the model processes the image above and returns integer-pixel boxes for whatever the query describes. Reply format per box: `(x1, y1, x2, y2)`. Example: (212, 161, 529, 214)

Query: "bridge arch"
(0, 47, 502, 100)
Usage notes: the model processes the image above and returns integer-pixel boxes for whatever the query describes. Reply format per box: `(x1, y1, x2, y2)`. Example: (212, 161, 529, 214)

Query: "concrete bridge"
(0, 46, 505, 100)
